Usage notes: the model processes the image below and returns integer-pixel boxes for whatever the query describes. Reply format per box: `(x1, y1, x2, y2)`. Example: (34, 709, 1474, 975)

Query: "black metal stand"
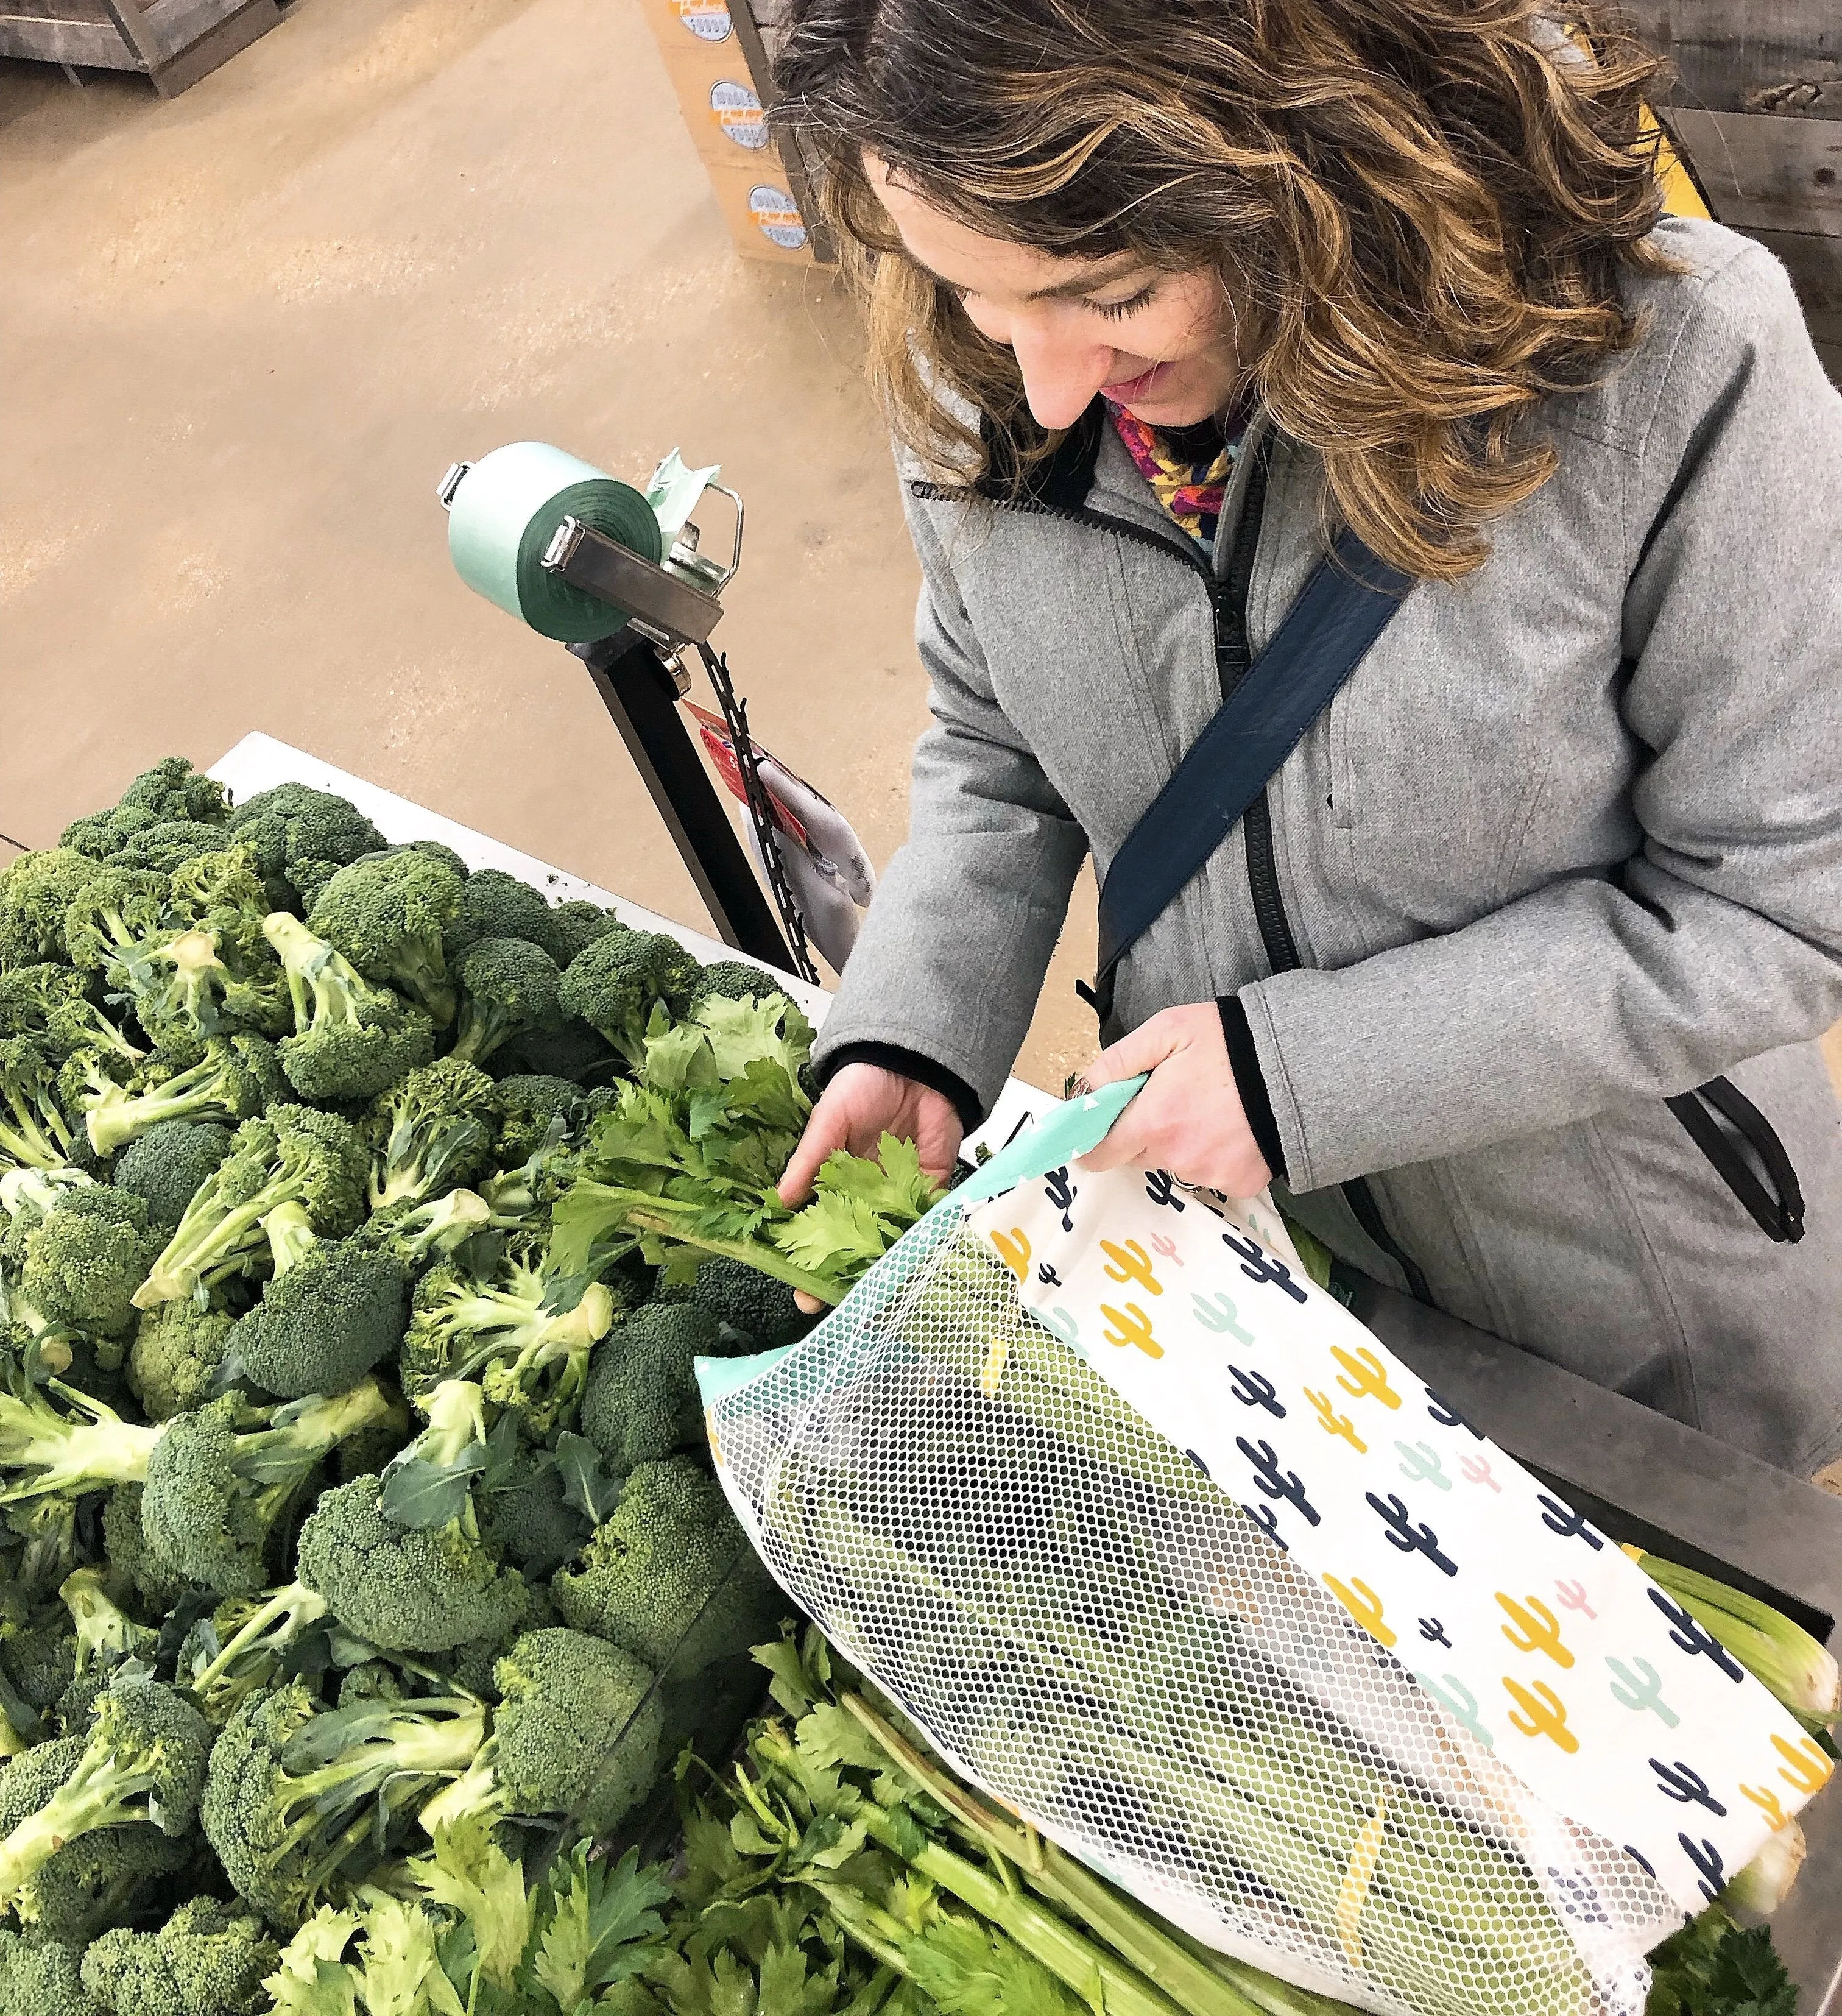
(574, 629, 798, 975)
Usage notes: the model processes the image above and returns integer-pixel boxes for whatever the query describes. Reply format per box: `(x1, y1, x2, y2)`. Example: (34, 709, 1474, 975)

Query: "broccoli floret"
(0, 1926, 106, 2016)
(688, 959, 784, 1009)
(17, 1189, 159, 1336)
(478, 1444, 590, 1578)
(80, 1894, 277, 2016)
(132, 1107, 367, 1311)
(0, 1038, 77, 1175)
(0, 1368, 161, 1505)
(125, 1302, 233, 1422)
(0, 854, 105, 969)
(4, 1493, 86, 1606)
(400, 1244, 615, 1429)
(348, 1189, 492, 1275)
(141, 1379, 397, 1597)
(306, 852, 464, 1029)
(259, 914, 434, 1103)
(492, 1075, 582, 1166)
(0, 969, 140, 1071)
(200, 1678, 487, 1929)
(295, 1384, 531, 1655)
(175, 1583, 331, 1726)
(78, 1035, 286, 1162)
(540, 901, 624, 969)
(420, 1626, 661, 1839)
(557, 932, 701, 1071)
(0, 1607, 76, 1716)
(489, 1019, 616, 1085)
(57, 1567, 155, 1677)
(550, 1455, 771, 1674)
(365, 1059, 501, 1212)
(227, 1217, 408, 1400)
(100, 1488, 189, 1616)
(111, 826, 229, 876)
(0, 1672, 211, 1917)
(580, 1303, 721, 1477)
(112, 1123, 234, 1234)
(335, 1660, 408, 1708)
(60, 871, 171, 986)
(5, 1827, 188, 1950)
(441, 871, 554, 963)
(62, 762, 228, 863)
(224, 787, 386, 914)
(448, 940, 562, 1071)
(161, 855, 289, 1037)
(655, 1252, 812, 1350)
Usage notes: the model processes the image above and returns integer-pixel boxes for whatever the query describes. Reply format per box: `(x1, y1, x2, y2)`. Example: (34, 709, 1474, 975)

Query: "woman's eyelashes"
(1089, 283, 1158, 320)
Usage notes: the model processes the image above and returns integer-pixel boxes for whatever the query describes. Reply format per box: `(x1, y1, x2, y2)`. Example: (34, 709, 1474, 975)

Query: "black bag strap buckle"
(1666, 1075, 1806, 1243)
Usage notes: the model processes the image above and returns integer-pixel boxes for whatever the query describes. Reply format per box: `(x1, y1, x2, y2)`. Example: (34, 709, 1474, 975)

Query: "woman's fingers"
(1077, 1010, 1187, 1091)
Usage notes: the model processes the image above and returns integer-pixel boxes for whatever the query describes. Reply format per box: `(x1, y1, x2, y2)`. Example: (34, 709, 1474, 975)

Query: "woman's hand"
(777, 1063, 964, 1312)
(1077, 1003, 1271, 1196)
(777, 1064, 964, 1208)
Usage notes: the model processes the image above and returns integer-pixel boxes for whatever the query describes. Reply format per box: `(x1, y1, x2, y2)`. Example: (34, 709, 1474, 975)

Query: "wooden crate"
(1635, 1, 1841, 383)
(0, 0, 281, 96)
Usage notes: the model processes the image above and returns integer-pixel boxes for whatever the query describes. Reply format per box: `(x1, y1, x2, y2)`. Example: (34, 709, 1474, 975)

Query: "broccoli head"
(688, 959, 785, 1009)
(348, 1188, 492, 1275)
(1, 1825, 188, 1952)
(111, 826, 229, 876)
(441, 870, 554, 963)
(295, 1385, 532, 1655)
(224, 786, 386, 914)
(448, 939, 562, 1071)
(580, 1301, 721, 1477)
(492, 1075, 582, 1166)
(76, 1035, 286, 1161)
(100, 1488, 189, 1616)
(400, 1243, 615, 1430)
(133, 1106, 367, 1310)
(0, 1672, 211, 1917)
(260, 914, 434, 1104)
(0, 853, 105, 969)
(80, 1895, 277, 2016)
(421, 1626, 662, 1839)
(655, 1252, 813, 1350)
(18, 1189, 159, 1335)
(141, 1379, 397, 1597)
(0, 1038, 77, 1174)
(0, 1600, 76, 1716)
(0, 1926, 105, 2016)
(477, 1442, 591, 1579)
(62, 762, 228, 863)
(60, 871, 171, 985)
(125, 1300, 234, 1421)
(227, 1221, 408, 1400)
(307, 852, 465, 1028)
(557, 930, 701, 1070)
(365, 1058, 501, 1212)
(200, 1678, 487, 1929)
(112, 1122, 234, 1234)
(0, 967, 141, 1070)
(550, 1455, 772, 1674)
(540, 900, 624, 969)
(489, 1019, 616, 1086)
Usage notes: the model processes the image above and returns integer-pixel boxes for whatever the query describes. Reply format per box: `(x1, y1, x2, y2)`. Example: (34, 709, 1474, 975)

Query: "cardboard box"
(652, 34, 778, 167)
(703, 155, 817, 263)
(636, 0, 748, 60)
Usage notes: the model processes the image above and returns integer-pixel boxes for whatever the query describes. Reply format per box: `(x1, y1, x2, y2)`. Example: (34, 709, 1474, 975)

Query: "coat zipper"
(912, 467, 1433, 1301)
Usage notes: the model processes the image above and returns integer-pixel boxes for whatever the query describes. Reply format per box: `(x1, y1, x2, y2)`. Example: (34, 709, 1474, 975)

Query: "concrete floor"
(0, 0, 1098, 1092)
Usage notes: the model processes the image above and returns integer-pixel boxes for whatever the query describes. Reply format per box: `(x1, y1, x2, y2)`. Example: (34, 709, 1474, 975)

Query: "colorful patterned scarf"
(1108, 401, 1246, 553)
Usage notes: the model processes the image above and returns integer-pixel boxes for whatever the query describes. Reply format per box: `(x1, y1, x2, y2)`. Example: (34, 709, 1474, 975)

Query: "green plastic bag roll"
(447, 441, 665, 643)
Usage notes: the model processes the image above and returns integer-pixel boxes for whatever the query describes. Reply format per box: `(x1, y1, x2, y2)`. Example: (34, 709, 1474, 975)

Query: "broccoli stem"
(263, 1202, 317, 1276)
(134, 1165, 297, 1310)
(0, 1726, 164, 1907)
(186, 1585, 330, 1717)
(0, 1086, 71, 1172)
(0, 1379, 162, 1501)
(389, 944, 455, 1029)
(88, 1049, 237, 1158)
(262, 914, 362, 1030)
(135, 929, 231, 1035)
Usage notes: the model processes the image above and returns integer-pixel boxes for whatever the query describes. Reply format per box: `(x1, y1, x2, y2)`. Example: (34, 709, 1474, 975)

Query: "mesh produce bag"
(699, 1084, 1833, 2016)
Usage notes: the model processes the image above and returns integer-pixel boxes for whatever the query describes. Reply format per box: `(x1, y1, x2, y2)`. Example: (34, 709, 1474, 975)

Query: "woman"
(769, 0, 1842, 1474)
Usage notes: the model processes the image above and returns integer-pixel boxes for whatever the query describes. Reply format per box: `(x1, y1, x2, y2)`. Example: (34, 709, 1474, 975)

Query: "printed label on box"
(749, 184, 807, 250)
(710, 79, 769, 149)
(671, 0, 733, 40)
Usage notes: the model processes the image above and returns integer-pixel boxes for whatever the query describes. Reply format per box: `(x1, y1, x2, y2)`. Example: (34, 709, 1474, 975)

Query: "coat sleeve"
(1240, 238, 1842, 1193)
(811, 484, 1090, 1117)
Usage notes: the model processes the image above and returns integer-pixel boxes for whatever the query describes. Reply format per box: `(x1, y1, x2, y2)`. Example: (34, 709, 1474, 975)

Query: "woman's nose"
(1009, 320, 1117, 431)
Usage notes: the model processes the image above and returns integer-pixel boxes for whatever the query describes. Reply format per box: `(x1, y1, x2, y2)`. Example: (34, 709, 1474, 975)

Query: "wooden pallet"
(0, 0, 281, 96)
(1636, 0, 1841, 382)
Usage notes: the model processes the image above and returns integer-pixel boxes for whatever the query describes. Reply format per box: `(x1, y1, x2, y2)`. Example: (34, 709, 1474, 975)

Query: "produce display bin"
(206, 733, 1842, 2009)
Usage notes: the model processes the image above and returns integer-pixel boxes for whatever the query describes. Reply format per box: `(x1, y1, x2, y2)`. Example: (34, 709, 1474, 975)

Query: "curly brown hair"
(772, 0, 1672, 580)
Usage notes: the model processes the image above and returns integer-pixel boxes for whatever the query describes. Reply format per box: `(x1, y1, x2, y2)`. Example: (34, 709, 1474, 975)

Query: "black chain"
(694, 643, 821, 986)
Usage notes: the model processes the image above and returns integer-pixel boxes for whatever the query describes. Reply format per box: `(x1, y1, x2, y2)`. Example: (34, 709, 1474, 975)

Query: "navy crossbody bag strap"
(1084, 527, 1411, 1021)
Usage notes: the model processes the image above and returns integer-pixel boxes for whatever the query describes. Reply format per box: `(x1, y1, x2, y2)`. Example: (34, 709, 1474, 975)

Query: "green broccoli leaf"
(379, 1444, 487, 1530)
(553, 1430, 621, 1525)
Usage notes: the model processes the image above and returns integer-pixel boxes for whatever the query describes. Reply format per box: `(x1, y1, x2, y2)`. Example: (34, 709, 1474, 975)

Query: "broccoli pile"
(0, 756, 933, 1980)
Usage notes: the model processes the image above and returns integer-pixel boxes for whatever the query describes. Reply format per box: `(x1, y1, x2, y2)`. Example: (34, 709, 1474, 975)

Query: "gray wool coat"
(813, 218, 1842, 1477)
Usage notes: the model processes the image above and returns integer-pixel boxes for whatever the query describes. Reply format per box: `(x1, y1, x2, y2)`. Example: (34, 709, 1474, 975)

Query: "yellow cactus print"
(1100, 1303, 1162, 1358)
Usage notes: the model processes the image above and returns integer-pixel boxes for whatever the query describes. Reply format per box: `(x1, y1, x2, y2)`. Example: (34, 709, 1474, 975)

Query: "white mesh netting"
(707, 1208, 1680, 2016)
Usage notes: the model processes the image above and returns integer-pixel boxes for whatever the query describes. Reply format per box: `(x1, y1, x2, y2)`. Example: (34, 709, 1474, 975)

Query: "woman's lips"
(1100, 360, 1172, 402)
